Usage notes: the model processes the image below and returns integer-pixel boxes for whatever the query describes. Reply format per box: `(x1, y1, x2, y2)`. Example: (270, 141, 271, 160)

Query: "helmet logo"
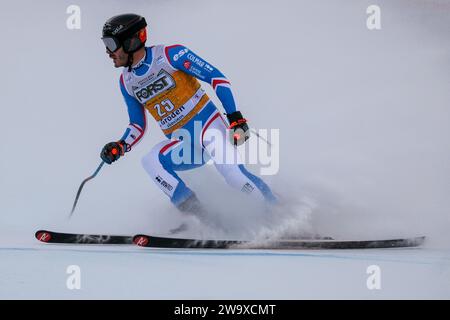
(112, 24, 124, 35)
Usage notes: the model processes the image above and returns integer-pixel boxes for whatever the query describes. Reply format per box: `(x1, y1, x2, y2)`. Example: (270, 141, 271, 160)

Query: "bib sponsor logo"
(136, 73, 155, 87)
(133, 70, 175, 103)
(159, 105, 186, 129)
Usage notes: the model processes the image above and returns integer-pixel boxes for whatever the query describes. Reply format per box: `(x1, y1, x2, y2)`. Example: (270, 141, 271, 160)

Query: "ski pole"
(69, 161, 105, 218)
(250, 128, 272, 148)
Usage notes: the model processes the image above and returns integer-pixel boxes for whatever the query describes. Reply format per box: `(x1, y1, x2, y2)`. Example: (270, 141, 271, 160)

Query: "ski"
(35, 230, 426, 249)
(132, 234, 426, 249)
(35, 230, 133, 245)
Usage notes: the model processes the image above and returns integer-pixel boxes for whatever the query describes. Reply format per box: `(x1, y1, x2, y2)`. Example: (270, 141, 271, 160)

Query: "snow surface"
(1, 0, 450, 299)
(1, 244, 450, 299)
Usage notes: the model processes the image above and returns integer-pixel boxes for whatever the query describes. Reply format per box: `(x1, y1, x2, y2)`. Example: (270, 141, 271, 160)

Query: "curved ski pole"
(69, 161, 105, 218)
(250, 128, 272, 148)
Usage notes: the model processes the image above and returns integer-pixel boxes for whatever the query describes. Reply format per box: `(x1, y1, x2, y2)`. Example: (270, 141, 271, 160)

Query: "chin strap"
(125, 47, 146, 71)
(126, 53, 133, 72)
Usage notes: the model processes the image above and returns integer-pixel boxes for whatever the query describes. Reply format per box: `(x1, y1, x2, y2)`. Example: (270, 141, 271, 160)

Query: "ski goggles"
(102, 36, 121, 53)
(102, 32, 145, 53)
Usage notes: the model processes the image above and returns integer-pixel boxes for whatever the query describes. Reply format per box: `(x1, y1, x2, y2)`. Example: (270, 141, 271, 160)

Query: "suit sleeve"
(164, 44, 237, 114)
(119, 74, 146, 149)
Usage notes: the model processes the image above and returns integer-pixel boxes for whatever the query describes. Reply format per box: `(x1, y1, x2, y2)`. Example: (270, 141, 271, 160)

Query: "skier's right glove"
(226, 111, 250, 146)
(100, 140, 129, 164)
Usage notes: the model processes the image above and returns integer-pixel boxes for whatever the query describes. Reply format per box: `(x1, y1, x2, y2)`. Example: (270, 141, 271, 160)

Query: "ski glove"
(226, 111, 250, 146)
(100, 140, 129, 164)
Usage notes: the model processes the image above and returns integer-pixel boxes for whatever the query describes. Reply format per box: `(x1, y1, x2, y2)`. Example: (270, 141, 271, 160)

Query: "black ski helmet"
(102, 14, 147, 67)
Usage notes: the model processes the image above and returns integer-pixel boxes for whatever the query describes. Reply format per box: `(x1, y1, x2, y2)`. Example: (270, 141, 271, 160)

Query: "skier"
(100, 13, 277, 217)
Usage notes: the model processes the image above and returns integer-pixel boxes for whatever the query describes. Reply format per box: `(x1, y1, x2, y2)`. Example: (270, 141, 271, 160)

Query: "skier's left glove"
(100, 140, 130, 164)
(226, 111, 250, 146)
